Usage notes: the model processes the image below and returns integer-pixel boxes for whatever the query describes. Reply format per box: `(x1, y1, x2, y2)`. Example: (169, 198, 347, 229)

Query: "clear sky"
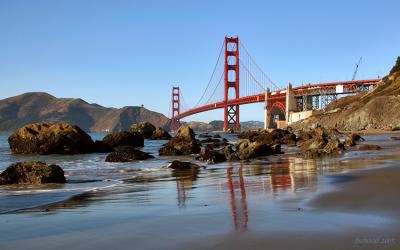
(1, 0, 399, 122)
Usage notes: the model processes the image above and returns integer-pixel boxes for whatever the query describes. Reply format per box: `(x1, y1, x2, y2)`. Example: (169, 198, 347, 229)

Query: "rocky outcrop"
(298, 127, 345, 158)
(195, 146, 226, 164)
(292, 57, 400, 131)
(235, 139, 281, 160)
(105, 146, 154, 162)
(8, 123, 96, 154)
(167, 160, 201, 170)
(102, 131, 144, 148)
(159, 125, 200, 155)
(345, 133, 364, 146)
(0, 92, 171, 132)
(0, 162, 66, 185)
(130, 122, 171, 140)
(151, 127, 171, 140)
(130, 122, 156, 138)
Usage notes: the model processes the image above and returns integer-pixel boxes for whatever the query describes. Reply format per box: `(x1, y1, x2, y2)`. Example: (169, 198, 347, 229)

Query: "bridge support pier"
(285, 83, 297, 125)
(171, 87, 180, 131)
(264, 89, 270, 129)
(223, 36, 240, 132)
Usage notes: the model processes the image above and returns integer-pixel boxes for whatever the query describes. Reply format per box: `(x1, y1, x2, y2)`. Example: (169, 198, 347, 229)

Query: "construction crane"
(352, 57, 362, 80)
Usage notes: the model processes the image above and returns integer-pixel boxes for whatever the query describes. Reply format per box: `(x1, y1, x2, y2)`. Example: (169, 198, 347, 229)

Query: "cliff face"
(0, 92, 170, 132)
(292, 57, 400, 131)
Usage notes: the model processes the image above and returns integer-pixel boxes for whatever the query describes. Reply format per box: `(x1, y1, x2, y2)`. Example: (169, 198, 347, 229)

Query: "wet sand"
(182, 166, 400, 250)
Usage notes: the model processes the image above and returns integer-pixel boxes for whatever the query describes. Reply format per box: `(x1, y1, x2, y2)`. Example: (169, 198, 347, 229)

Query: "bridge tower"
(171, 86, 180, 131)
(224, 36, 240, 131)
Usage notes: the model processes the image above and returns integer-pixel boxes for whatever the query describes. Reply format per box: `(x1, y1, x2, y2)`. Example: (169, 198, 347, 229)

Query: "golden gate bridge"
(170, 37, 379, 131)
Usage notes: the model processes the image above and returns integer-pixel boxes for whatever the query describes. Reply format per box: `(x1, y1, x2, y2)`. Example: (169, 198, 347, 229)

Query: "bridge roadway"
(175, 79, 380, 120)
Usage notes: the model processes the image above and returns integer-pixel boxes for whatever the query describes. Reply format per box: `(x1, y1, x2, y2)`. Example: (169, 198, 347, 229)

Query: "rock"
(282, 133, 297, 145)
(130, 122, 156, 138)
(8, 123, 96, 155)
(212, 134, 221, 139)
(345, 133, 364, 146)
(198, 133, 212, 138)
(0, 162, 66, 185)
(298, 127, 344, 158)
(357, 144, 381, 150)
(199, 138, 221, 144)
(236, 139, 281, 160)
(102, 131, 144, 148)
(223, 144, 237, 160)
(93, 140, 114, 153)
(389, 136, 400, 141)
(167, 160, 201, 170)
(196, 146, 226, 164)
(159, 125, 200, 155)
(150, 127, 171, 140)
(323, 139, 344, 154)
(105, 146, 154, 162)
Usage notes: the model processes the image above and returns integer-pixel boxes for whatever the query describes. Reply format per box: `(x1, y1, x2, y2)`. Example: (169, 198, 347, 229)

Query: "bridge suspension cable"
(193, 40, 226, 108)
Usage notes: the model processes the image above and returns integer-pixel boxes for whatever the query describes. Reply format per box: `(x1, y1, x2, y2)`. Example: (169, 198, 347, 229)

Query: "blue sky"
(1, 0, 399, 122)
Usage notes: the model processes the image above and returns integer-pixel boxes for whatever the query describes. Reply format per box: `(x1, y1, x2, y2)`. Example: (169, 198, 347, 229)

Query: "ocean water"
(0, 131, 398, 215)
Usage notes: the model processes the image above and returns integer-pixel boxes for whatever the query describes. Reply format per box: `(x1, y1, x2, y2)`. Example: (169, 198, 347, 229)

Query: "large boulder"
(102, 131, 144, 148)
(151, 127, 171, 140)
(159, 125, 200, 155)
(345, 133, 364, 146)
(130, 122, 156, 138)
(0, 162, 66, 185)
(235, 139, 281, 160)
(298, 126, 345, 158)
(195, 145, 226, 164)
(105, 146, 154, 162)
(8, 123, 96, 154)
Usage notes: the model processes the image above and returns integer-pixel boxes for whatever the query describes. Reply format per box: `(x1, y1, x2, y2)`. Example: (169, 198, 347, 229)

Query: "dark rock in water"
(130, 122, 156, 138)
(93, 140, 114, 153)
(151, 127, 171, 140)
(105, 146, 154, 162)
(357, 144, 381, 150)
(0, 162, 66, 185)
(199, 138, 221, 144)
(212, 134, 221, 139)
(8, 123, 96, 154)
(298, 126, 345, 158)
(345, 133, 364, 146)
(167, 160, 201, 170)
(389, 136, 400, 141)
(196, 146, 226, 164)
(198, 133, 212, 138)
(159, 125, 200, 155)
(223, 144, 237, 161)
(235, 139, 281, 160)
(102, 131, 144, 148)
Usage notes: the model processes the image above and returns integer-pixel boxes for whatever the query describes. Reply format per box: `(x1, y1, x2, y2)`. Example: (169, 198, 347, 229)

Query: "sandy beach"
(1, 134, 400, 250)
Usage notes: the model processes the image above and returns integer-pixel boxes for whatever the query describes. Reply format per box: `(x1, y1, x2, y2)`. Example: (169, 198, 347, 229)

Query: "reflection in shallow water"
(227, 166, 248, 231)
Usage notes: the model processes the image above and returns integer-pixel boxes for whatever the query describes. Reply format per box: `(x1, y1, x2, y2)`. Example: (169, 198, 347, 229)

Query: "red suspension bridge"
(170, 37, 380, 131)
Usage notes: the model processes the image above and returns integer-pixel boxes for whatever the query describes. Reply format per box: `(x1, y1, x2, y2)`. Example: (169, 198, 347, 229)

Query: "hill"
(292, 57, 400, 131)
(0, 92, 171, 132)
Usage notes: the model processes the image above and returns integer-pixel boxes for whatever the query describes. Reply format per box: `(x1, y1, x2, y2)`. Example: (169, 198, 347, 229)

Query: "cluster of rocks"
(2, 121, 384, 185)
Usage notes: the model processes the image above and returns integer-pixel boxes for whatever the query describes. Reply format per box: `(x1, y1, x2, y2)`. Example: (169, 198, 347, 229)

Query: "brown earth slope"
(0, 92, 170, 132)
(292, 57, 400, 131)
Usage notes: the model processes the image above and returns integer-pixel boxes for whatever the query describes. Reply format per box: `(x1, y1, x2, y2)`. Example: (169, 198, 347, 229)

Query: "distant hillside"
(0, 92, 171, 132)
(184, 120, 264, 132)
